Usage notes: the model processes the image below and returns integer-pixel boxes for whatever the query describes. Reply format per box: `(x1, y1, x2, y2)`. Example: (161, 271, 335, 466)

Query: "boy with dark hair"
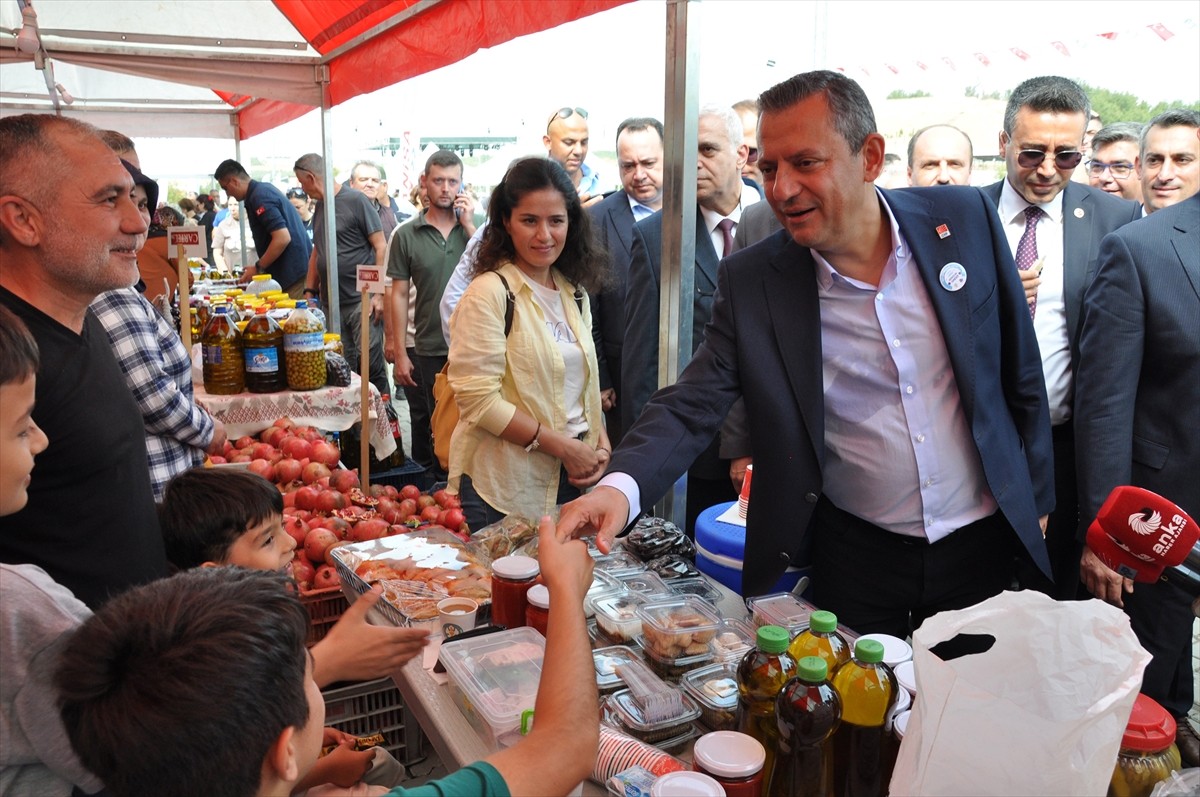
(56, 567, 320, 797)
(0, 305, 104, 795)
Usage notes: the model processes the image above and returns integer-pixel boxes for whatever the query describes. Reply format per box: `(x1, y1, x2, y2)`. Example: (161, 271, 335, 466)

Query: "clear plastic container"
(245, 272, 282, 295)
(709, 617, 756, 664)
(618, 570, 671, 598)
(635, 635, 714, 682)
(682, 662, 740, 731)
(636, 596, 722, 660)
(282, 300, 326, 390)
(593, 645, 643, 694)
(667, 575, 723, 605)
(439, 626, 546, 750)
(585, 570, 623, 615)
(591, 592, 647, 643)
(594, 550, 648, 578)
(746, 592, 813, 637)
(605, 686, 700, 745)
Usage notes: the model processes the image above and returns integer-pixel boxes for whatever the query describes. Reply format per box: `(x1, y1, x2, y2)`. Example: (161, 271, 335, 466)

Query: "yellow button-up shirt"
(446, 260, 602, 518)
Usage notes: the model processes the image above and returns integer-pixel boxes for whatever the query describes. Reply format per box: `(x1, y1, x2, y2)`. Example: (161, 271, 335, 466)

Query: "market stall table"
(194, 373, 396, 460)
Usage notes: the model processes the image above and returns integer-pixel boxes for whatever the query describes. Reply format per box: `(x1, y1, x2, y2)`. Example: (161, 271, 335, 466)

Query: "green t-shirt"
(386, 210, 484, 357)
(385, 761, 510, 797)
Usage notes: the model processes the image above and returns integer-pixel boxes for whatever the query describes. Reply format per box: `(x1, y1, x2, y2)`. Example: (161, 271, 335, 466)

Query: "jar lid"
(492, 555, 540, 580)
(527, 583, 550, 609)
(1122, 693, 1177, 751)
(693, 731, 766, 778)
(895, 660, 917, 696)
(858, 633, 912, 666)
(809, 610, 837, 633)
(894, 709, 911, 739)
(854, 638, 885, 664)
(798, 655, 828, 682)
(649, 770, 726, 797)
(756, 625, 789, 653)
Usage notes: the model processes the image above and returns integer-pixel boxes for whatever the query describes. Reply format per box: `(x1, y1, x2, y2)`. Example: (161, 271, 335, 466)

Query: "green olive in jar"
(282, 301, 327, 391)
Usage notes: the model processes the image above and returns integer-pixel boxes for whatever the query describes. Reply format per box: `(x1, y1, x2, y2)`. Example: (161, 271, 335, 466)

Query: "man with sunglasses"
(984, 76, 1141, 600)
(544, 106, 603, 207)
(1088, 123, 1144, 205)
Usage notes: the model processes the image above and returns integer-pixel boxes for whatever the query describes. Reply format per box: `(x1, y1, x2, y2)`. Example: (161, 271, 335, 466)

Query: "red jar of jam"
(525, 583, 550, 637)
(692, 731, 766, 797)
(490, 555, 539, 630)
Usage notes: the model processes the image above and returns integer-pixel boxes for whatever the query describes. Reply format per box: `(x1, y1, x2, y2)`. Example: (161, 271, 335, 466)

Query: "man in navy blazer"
(560, 71, 1052, 641)
(1076, 192, 1200, 765)
(981, 76, 1141, 599)
(589, 118, 665, 446)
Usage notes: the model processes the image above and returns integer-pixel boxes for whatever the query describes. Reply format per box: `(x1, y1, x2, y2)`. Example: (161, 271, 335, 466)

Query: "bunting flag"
(942, 56, 956, 70)
(1098, 32, 1119, 40)
(1148, 23, 1174, 41)
(886, 63, 899, 74)
(916, 61, 928, 70)
(974, 52, 991, 66)
(1011, 47, 1030, 61)
(1052, 41, 1070, 56)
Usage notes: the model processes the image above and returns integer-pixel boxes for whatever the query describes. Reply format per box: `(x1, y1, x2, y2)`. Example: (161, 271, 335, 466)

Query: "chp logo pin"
(936, 223, 951, 239)
(939, 262, 967, 292)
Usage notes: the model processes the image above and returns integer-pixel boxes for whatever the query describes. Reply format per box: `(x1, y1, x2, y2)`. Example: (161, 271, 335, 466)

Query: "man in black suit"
(982, 76, 1141, 599)
(621, 104, 759, 533)
(561, 72, 1052, 643)
(1076, 192, 1200, 765)
(589, 118, 664, 447)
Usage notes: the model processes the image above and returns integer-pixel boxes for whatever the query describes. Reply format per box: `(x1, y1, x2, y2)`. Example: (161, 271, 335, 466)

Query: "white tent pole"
(235, 126, 248, 273)
(319, 66, 340, 335)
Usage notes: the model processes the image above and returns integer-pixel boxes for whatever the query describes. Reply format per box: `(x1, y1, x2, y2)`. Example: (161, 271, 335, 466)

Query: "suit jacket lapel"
(611, 194, 636, 260)
(1061, 182, 1092, 345)
(1172, 198, 1200, 302)
(695, 212, 720, 291)
(763, 238, 824, 467)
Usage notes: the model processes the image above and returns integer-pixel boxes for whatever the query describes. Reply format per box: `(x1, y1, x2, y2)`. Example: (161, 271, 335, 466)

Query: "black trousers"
(402, 346, 433, 471)
(1124, 578, 1195, 718)
(1017, 420, 1082, 599)
(810, 498, 1018, 642)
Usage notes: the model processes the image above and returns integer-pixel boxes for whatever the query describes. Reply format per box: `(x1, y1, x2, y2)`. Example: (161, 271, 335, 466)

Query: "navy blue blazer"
(589, 190, 638, 392)
(611, 186, 1055, 595)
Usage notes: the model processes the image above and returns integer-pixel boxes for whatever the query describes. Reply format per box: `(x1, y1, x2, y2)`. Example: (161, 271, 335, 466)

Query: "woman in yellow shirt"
(447, 157, 611, 529)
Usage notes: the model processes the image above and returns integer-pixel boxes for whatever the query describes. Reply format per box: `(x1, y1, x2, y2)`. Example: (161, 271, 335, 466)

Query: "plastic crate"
(322, 677, 423, 764)
(369, 460, 431, 491)
(301, 586, 349, 645)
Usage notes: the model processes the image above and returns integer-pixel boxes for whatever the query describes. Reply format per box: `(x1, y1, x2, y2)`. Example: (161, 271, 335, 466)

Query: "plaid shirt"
(91, 289, 213, 499)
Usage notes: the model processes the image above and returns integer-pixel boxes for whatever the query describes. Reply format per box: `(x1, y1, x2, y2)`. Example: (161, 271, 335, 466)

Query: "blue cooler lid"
(694, 502, 747, 561)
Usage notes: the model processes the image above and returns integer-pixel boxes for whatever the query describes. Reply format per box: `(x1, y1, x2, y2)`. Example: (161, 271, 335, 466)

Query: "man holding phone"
(386, 149, 482, 479)
(545, 106, 604, 208)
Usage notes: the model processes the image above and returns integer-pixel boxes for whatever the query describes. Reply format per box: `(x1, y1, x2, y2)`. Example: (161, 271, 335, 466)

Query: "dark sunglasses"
(547, 106, 588, 130)
(1017, 149, 1084, 170)
(286, 188, 308, 200)
(746, 146, 759, 165)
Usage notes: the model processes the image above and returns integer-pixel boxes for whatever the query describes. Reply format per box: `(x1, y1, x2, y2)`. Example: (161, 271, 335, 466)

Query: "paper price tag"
(167, 226, 206, 257)
(356, 264, 385, 294)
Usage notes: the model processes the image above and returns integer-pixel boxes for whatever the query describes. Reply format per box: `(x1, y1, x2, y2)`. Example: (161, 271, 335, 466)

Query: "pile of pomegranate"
(212, 418, 466, 593)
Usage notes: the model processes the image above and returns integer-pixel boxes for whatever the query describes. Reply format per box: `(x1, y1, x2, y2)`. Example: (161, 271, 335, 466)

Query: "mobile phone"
(455, 186, 464, 219)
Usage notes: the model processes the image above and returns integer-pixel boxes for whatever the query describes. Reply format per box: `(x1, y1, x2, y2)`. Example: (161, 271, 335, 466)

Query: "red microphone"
(1086, 486, 1200, 594)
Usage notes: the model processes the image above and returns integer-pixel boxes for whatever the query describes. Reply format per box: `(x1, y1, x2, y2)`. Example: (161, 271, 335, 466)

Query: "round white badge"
(939, 262, 967, 292)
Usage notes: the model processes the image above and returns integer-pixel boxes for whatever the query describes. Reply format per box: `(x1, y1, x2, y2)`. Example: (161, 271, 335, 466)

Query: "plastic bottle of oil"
(242, 305, 287, 393)
(201, 305, 244, 394)
(770, 656, 842, 797)
(737, 625, 796, 797)
(787, 610, 851, 678)
(830, 638, 897, 797)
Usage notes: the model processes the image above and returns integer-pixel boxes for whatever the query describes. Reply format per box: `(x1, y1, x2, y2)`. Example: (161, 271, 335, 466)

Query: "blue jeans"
(458, 469, 581, 532)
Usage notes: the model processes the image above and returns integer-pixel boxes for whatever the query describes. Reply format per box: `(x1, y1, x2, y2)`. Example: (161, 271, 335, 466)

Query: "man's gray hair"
(1003, 76, 1090, 137)
(293, 153, 324, 175)
(1140, 108, 1200, 158)
(758, 70, 877, 154)
(699, 104, 743, 151)
(351, 160, 383, 181)
(1091, 122, 1142, 152)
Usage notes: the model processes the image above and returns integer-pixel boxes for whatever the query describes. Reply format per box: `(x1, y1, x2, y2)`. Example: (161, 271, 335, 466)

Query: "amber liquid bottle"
(201, 305, 244, 395)
(771, 656, 842, 797)
(242, 306, 287, 393)
(787, 610, 851, 676)
(830, 638, 898, 797)
(737, 625, 796, 797)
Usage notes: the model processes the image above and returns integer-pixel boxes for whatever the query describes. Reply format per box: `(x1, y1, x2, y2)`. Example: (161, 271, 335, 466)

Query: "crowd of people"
(0, 65, 1197, 796)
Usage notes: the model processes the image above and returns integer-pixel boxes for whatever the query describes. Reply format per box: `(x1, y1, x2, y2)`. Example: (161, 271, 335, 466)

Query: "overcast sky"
(138, 0, 1198, 184)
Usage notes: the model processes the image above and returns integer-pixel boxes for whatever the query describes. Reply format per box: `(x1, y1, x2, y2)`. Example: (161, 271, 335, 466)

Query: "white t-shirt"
(523, 276, 588, 438)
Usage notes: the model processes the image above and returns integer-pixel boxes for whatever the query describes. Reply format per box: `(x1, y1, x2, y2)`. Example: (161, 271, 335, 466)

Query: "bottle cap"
(809, 610, 837, 633)
(255, 306, 268, 314)
(252, 273, 270, 281)
(295, 299, 308, 309)
(526, 583, 550, 609)
(755, 625, 789, 654)
(693, 731, 765, 778)
(854, 638, 885, 664)
(1121, 693, 1176, 751)
(491, 555, 540, 580)
(798, 655, 828, 682)
(649, 771, 725, 797)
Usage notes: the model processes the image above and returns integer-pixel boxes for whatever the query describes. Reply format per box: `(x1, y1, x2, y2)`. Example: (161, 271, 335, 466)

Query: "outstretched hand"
(311, 585, 430, 687)
(555, 486, 629, 554)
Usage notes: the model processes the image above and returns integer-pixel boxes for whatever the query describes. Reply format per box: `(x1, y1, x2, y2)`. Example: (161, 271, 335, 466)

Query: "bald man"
(907, 124, 974, 186)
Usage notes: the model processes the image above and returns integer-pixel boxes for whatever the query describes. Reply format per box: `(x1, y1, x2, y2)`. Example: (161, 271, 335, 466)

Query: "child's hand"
(322, 727, 356, 748)
(311, 586, 431, 685)
(312, 744, 375, 788)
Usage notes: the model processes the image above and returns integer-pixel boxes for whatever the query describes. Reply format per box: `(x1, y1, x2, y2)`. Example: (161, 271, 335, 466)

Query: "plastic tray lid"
(618, 570, 672, 598)
(708, 617, 756, 662)
(609, 686, 701, 733)
(681, 662, 740, 711)
(746, 592, 813, 635)
(636, 595, 722, 638)
(593, 645, 642, 690)
(667, 575, 723, 604)
(589, 591, 647, 626)
(594, 550, 648, 577)
(439, 626, 546, 731)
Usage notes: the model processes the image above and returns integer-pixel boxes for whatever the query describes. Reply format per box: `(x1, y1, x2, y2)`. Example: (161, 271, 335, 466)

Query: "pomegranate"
(208, 455, 227, 464)
(383, 485, 399, 500)
(433, 489, 453, 508)
(249, 442, 276, 462)
(310, 441, 341, 467)
(275, 458, 302, 485)
(294, 426, 324, 443)
(399, 485, 421, 502)
(282, 516, 309, 547)
(369, 484, 388, 498)
(313, 564, 341, 590)
(314, 489, 348, 514)
(350, 518, 389, 542)
(329, 469, 360, 493)
(441, 508, 466, 532)
(273, 417, 296, 430)
(303, 528, 338, 564)
(377, 499, 402, 525)
(417, 495, 437, 509)
(301, 462, 331, 485)
(261, 426, 288, 447)
(293, 486, 320, 511)
(420, 505, 441, 523)
(247, 459, 276, 482)
(290, 555, 315, 587)
(230, 453, 252, 463)
(323, 517, 351, 540)
(234, 435, 255, 450)
(281, 436, 313, 461)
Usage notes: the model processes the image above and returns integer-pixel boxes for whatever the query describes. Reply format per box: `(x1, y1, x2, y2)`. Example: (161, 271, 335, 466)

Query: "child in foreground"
(0, 305, 105, 796)
(56, 517, 599, 797)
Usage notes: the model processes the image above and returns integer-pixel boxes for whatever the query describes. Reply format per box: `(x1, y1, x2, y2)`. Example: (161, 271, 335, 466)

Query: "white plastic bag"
(890, 590, 1150, 796)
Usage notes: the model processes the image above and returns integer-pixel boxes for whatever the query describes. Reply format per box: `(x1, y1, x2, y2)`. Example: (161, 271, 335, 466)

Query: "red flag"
(1148, 23, 1174, 41)
(975, 52, 991, 66)
(1097, 32, 1118, 40)
(1052, 41, 1070, 56)
(942, 56, 956, 70)
(886, 63, 899, 74)
(835, 66, 846, 73)
(916, 61, 928, 71)
(1010, 47, 1030, 61)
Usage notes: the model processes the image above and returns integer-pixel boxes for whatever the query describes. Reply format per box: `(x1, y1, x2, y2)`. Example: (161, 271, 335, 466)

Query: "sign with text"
(167, 226, 207, 258)
(356, 264, 386, 294)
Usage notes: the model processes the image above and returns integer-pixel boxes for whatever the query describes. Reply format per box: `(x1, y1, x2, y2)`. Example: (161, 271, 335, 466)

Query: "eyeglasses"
(286, 188, 308, 199)
(546, 106, 588, 130)
(1017, 149, 1084, 170)
(1087, 160, 1134, 179)
(746, 146, 759, 165)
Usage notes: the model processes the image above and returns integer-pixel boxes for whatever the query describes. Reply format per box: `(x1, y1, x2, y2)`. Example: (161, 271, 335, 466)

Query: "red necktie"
(717, 218, 735, 258)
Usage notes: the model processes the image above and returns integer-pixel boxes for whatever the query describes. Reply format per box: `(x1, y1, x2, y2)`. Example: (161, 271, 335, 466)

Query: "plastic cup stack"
(738, 464, 753, 519)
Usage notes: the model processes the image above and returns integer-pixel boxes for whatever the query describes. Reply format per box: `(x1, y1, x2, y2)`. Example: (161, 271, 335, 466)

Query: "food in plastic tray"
(645, 554, 702, 581)
(637, 596, 721, 660)
(590, 592, 647, 642)
(593, 645, 643, 693)
(593, 550, 647, 578)
(604, 687, 700, 745)
(617, 570, 671, 598)
(377, 579, 449, 624)
(681, 662, 740, 730)
(592, 724, 688, 783)
(623, 516, 695, 561)
(439, 626, 545, 750)
(635, 637, 714, 683)
(746, 592, 813, 636)
(331, 529, 492, 613)
(468, 515, 537, 561)
(708, 617, 756, 663)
